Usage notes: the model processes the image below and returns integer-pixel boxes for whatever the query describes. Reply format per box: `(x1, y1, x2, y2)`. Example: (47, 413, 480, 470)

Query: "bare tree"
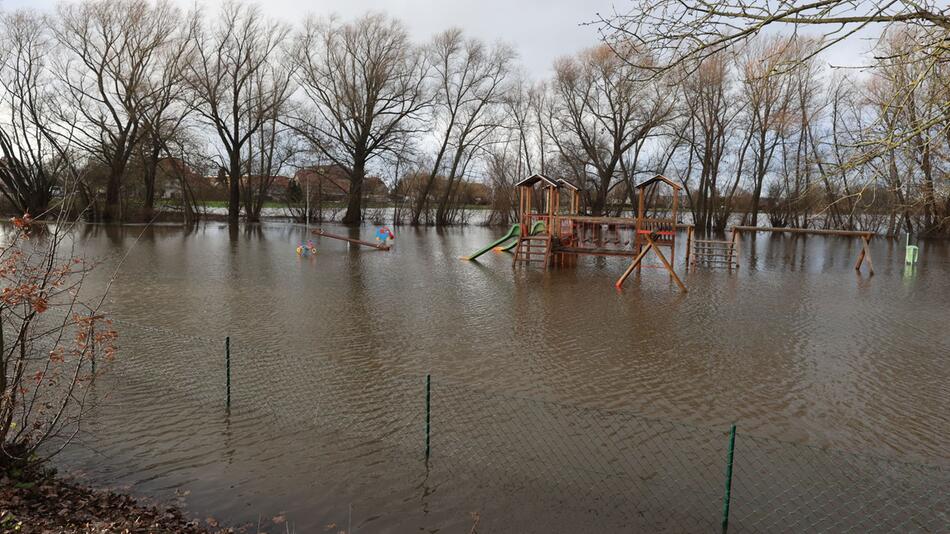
(53, 0, 180, 222)
(596, 1, 949, 77)
(241, 98, 297, 223)
(0, 11, 63, 217)
(479, 78, 542, 225)
(137, 20, 195, 220)
(410, 29, 515, 226)
(0, 210, 117, 468)
(546, 44, 673, 215)
(775, 40, 824, 228)
(184, 1, 292, 225)
(290, 13, 429, 225)
(865, 28, 950, 235)
(737, 37, 799, 226)
(676, 53, 746, 233)
(597, 0, 950, 230)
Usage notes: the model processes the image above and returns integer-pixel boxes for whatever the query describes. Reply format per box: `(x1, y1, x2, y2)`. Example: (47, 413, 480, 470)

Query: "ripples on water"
(35, 223, 949, 531)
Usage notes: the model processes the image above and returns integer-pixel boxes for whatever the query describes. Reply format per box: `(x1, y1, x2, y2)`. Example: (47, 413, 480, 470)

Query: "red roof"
(294, 165, 351, 194)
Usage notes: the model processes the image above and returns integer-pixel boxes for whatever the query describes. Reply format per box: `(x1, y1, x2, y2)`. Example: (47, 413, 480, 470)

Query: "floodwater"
(36, 222, 950, 532)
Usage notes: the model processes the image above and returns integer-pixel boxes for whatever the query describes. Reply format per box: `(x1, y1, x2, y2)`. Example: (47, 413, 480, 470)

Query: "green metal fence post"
(425, 373, 431, 460)
(721, 424, 737, 534)
(225, 336, 231, 408)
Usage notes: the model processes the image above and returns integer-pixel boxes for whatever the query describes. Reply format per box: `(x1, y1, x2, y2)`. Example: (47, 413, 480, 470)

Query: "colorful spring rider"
(296, 239, 317, 257)
(375, 227, 395, 245)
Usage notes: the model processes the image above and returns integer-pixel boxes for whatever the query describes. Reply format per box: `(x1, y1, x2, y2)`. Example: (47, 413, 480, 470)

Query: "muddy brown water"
(31, 223, 949, 532)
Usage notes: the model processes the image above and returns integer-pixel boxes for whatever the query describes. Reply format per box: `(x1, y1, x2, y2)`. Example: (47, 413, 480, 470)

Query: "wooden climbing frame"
(511, 173, 689, 291)
(685, 226, 739, 272)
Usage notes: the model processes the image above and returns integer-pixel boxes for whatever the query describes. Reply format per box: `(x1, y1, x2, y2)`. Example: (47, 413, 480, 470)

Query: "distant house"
(156, 158, 224, 201)
(363, 176, 390, 203)
(293, 165, 351, 201)
(463, 182, 491, 205)
(392, 172, 490, 205)
(270, 176, 292, 200)
(241, 175, 293, 201)
(293, 164, 389, 202)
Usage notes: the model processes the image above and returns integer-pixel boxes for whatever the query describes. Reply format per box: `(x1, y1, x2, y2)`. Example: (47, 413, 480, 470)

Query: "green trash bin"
(905, 244, 919, 264)
(904, 233, 919, 265)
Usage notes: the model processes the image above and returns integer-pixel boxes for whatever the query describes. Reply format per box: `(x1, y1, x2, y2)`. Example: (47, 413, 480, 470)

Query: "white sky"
(4, 0, 885, 78)
(3, 0, 628, 78)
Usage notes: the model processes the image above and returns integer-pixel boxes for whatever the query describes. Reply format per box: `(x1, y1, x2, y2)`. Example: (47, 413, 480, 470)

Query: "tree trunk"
(435, 148, 466, 226)
(228, 151, 241, 224)
(343, 159, 364, 225)
(143, 150, 158, 221)
(749, 132, 768, 227)
(413, 131, 452, 225)
(103, 160, 124, 222)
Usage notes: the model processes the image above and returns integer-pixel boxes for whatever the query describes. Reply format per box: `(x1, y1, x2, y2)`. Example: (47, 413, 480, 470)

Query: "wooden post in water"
(730, 228, 740, 270)
(685, 226, 694, 273)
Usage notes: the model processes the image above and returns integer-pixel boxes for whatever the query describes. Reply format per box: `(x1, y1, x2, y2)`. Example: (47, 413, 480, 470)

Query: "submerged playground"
(47, 187, 948, 532)
(314, 173, 889, 293)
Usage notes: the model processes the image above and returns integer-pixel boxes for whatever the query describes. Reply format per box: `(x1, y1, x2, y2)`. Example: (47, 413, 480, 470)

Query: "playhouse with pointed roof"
(506, 173, 689, 291)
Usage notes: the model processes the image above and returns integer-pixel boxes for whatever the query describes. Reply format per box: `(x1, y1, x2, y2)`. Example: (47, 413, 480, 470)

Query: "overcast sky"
(4, 0, 626, 78)
(5, 0, 881, 78)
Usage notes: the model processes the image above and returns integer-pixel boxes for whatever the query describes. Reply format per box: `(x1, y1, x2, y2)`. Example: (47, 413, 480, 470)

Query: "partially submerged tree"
(53, 0, 181, 222)
(597, 0, 950, 233)
(736, 38, 800, 227)
(0, 11, 62, 217)
(290, 13, 429, 225)
(676, 53, 745, 233)
(241, 99, 297, 223)
(185, 1, 292, 225)
(137, 21, 195, 220)
(410, 29, 515, 225)
(546, 44, 673, 215)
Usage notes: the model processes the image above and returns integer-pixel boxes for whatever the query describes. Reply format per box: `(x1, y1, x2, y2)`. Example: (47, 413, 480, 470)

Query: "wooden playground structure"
(512, 174, 690, 292)
(506, 173, 880, 291)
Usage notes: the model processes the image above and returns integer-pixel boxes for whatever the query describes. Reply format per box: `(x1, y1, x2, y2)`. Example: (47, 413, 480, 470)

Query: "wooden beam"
(647, 234, 687, 293)
(562, 215, 694, 229)
(730, 228, 740, 270)
(615, 242, 651, 288)
(731, 226, 873, 238)
(855, 235, 875, 275)
(733, 225, 877, 275)
(614, 234, 687, 292)
(685, 225, 693, 272)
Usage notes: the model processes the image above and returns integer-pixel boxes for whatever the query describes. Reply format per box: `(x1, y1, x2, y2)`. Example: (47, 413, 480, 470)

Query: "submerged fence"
(93, 320, 948, 533)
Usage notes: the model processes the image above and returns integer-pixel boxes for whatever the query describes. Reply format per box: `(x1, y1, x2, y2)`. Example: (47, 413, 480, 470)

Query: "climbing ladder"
(513, 234, 553, 269)
(690, 238, 738, 269)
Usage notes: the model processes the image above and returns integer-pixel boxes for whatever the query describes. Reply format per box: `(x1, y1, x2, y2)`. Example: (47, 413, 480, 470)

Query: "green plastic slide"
(461, 224, 521, 260)
(461, 221, 546, 260)
(495, 236, 519, 252)
(496, 221, 546, 252)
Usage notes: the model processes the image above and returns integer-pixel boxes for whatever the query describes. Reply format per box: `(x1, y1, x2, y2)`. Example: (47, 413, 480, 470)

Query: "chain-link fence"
(90, 320, 948, 533)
